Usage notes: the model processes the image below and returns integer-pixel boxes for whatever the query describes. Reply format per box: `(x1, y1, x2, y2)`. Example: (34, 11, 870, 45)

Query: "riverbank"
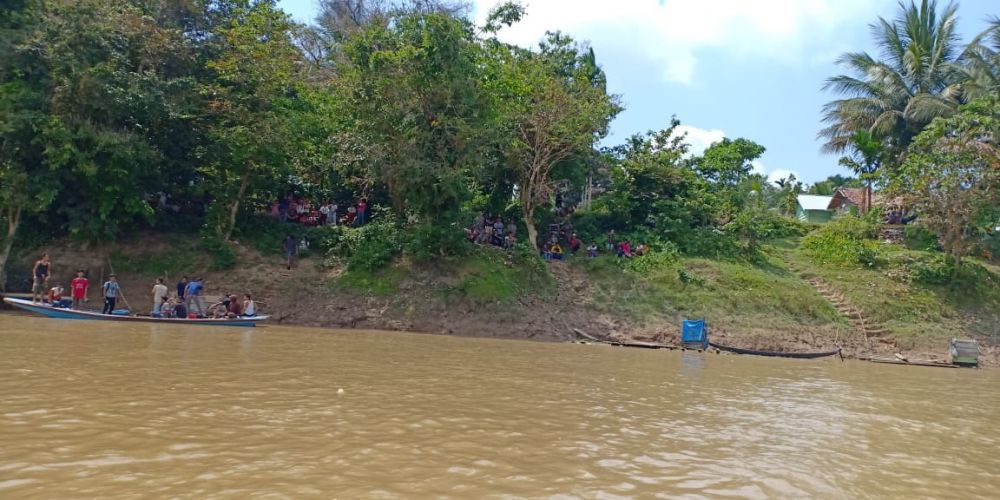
(4, 232, 998, 366)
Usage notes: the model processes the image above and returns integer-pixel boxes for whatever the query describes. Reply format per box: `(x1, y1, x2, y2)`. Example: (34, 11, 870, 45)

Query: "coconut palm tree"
(837, 130, 884, 214)
(820, 0, 963, 166)
(954, 17, 1000, 100)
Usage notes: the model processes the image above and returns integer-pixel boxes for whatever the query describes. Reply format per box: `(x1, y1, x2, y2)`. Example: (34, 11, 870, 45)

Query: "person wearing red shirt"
(70, 270, 89, 309)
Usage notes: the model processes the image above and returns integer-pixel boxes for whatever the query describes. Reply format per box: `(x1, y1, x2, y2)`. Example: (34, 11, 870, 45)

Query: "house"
(796, 194, 833, 223)
(828, 187, 869, 214)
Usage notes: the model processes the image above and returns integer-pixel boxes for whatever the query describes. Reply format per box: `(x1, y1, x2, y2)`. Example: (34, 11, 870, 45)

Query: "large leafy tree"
(820, 0, 964, 166)
(201, 1, 303, 240)
(894, 96, 1000, 266)
(338, 10, 486, 220)
(486, 32, 619, 248)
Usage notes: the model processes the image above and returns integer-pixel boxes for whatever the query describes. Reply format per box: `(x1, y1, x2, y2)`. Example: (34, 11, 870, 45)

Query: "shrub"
(324, 219, 403, 272)
(404, 222, 471, 261)
(200, 236, 236, 270)
(802, 215, 884, 267)
(904, 225, 939, 252)
(676, 228, 740, 258)
(621, 245, 679, 274)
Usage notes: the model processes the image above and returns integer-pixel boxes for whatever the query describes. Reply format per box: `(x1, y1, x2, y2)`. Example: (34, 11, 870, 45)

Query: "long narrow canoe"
(2, 297, 267, 327)
(709, 342, 842, 359)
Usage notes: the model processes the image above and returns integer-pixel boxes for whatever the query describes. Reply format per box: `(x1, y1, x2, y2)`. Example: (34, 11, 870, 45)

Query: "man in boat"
(225, 294, 242, 318)
(176, 276, 188, 302)
(172, 296, 188, 319)
(242, 294, 257, 317)
(31, 253, 51, 304)
(70, 270, 89, 309)
(151, 278, 168, 317)
(185, 277, 206, 317)
(48, 283, 71, 308)
(101, 274, 120, 315)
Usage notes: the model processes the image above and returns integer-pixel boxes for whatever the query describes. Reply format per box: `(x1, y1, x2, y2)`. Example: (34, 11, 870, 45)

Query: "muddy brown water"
(1, 314, 998, 499)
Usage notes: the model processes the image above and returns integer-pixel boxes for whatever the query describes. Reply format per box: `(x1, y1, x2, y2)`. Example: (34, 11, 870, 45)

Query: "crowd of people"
(269, 195, 369, 227)
(28, 253, 259, 319)
(467, 213, 518, 249)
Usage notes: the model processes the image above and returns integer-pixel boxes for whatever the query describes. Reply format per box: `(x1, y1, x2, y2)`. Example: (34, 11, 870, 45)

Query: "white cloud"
(474, 0, 884, 84)
(672, 124, 725, 156)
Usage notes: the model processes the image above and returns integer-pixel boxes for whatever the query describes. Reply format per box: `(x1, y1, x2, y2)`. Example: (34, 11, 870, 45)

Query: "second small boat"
(708, 342, 842, 359)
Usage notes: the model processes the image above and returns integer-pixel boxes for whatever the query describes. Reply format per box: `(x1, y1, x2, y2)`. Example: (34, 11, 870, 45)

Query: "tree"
(337, 10, 486, 221)
(895, 96, 1000, 266)
(202, 1, 303, 240)
(955, 17, 1000, 100)
(820, 0, 963, 166)
(837, 130, 885, 214)
(774, 174, 803, 217)
(488, 34, 619, 248)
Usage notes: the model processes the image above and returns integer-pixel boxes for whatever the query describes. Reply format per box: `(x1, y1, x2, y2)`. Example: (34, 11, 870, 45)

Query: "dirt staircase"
(800, 274, 893, 351)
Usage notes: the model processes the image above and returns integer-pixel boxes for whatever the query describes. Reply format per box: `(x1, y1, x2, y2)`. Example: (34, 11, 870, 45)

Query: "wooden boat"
(709, 342, 842, 359)
(3, 297, 267, 327)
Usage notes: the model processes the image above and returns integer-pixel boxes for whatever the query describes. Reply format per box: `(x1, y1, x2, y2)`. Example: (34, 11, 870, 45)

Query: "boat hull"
(709, 342, 841, 359)
(3, 297, 267, 327)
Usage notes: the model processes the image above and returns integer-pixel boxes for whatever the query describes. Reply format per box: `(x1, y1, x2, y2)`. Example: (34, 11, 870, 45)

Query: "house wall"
(797, 206, 832, 223)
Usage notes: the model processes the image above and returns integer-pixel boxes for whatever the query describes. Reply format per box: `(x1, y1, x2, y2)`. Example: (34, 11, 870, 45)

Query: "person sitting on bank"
(242, 294, 257, 317)
(587, 242, 598, 258)
(569, 233, 581, 254)
(550, 243, 564, 261)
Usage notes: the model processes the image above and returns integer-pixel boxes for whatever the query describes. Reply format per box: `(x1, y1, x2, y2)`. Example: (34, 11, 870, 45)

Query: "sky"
(278, 0, 996, 184)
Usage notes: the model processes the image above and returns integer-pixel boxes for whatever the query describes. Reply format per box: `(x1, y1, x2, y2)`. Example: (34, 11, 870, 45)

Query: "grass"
(108, 242, 209, 278)
(445, 247, 554, 306)
(573, 253, 844, 333)
(336, 266, 411, 297)
(780, 238, 1000, 342)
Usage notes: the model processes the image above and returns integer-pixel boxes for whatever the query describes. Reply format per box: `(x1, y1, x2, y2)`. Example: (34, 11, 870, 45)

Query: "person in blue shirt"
(101, 275, 121, 314)
(184, 277, 206, 317)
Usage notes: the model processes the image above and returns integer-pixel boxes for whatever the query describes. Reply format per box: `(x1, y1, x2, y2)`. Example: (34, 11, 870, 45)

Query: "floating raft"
(860, 355, 958, 368)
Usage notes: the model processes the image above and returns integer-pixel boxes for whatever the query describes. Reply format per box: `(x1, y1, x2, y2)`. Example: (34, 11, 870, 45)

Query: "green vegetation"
(0, 0, 997, 350)
(573, 251, 844, 332)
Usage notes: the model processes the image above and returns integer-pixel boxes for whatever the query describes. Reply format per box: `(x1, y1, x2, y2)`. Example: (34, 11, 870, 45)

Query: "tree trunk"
(0, 207, 21, 293)
(524, 209, 538, 250)
(520, 180, 539, 250)
(223, 172, 252, 241)
(865, 181, 873, 215)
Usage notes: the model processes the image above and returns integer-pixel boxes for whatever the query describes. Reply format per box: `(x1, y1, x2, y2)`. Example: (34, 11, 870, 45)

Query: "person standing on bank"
(102, 274, 120, 314)
(31, 253, 51, 304)
(283, 235, 297, 270)
(151, 278, 168, 317)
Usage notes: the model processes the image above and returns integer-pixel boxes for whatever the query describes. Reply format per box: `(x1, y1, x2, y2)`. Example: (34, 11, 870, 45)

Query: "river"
(0, 314, 997, 499)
